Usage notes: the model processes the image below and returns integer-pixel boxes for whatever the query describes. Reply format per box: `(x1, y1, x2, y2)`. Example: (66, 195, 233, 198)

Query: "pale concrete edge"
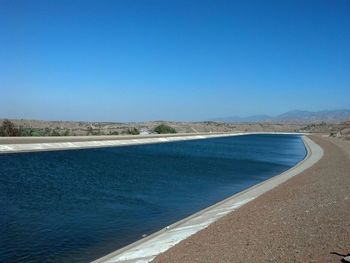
(0, 134, 237, 154)
(0, 132, 306, 154)
(91, 135, 323, 263)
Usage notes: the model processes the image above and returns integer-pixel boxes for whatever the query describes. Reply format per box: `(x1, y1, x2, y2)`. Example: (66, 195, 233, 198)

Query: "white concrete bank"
(0, 132, 303, 154)
(91, 135, 323, 263)
(0, 133, 239, 153)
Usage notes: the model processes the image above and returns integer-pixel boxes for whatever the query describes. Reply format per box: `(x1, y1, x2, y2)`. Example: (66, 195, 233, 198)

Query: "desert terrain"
(1, 118, 349, 140)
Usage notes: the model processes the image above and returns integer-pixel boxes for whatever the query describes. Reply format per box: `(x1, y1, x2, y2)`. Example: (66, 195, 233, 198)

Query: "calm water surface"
(0, 134, 306, 262)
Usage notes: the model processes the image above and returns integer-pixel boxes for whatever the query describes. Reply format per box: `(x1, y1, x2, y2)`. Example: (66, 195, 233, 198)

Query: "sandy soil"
(153, 135, 350, 263)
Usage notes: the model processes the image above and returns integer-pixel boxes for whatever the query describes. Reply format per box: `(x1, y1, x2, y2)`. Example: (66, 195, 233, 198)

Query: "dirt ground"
(153, 135, 350, 263)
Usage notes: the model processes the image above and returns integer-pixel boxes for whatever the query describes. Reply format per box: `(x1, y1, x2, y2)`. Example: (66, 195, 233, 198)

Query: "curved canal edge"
(91, 135, 323, 263)
(0, 132, 303, 154)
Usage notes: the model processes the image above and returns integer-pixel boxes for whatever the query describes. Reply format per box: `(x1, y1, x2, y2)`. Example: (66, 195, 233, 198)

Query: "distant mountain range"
(211, 109, 350, 123)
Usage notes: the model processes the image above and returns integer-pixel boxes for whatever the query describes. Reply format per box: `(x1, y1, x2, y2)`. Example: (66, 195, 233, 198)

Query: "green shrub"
(126, 127, 140, 135)
(19, 127, 33, 136)
(153, 124, 176, 134)
(30, 130, 45, 136)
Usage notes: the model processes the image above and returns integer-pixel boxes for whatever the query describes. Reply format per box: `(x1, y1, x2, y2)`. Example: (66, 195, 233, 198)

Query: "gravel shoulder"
(153, 135, 350, 263)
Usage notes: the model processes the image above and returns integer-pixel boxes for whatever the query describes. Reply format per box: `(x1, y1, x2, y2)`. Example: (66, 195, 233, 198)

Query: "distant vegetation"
(124, 127, 140, 135)
(0, 119, 20, 136)
(0, 120, 71, 137)
(0, 119, 143, 137)
(153, 124, 177, 134)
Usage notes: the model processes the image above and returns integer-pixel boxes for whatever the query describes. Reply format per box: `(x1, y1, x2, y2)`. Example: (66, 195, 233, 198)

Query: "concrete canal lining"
(91, 135, 323, 263)
(0, 133, 238, 153)
(0, 132, 302, 154)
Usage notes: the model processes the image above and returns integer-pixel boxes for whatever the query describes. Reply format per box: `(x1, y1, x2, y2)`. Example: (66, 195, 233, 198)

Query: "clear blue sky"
(1, 0, 349, 122)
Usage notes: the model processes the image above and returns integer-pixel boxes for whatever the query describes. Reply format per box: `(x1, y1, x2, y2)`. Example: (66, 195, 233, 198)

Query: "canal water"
(0, 134, 306, 262)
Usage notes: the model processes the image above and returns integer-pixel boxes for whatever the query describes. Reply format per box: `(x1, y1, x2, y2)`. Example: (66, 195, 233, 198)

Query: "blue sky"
(1, 0, 349, 122)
